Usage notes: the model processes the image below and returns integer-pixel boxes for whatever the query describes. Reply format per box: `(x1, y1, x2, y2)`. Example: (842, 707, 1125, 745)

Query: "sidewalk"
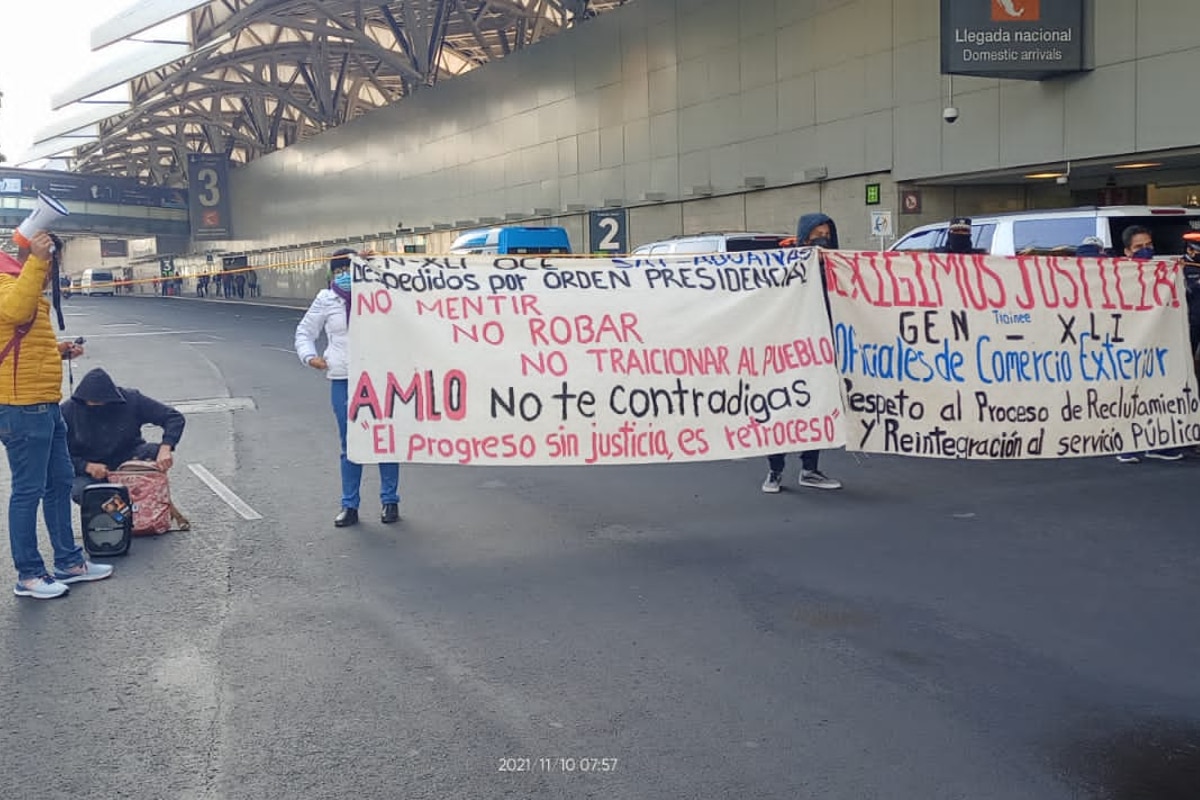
(128, 291, 311, 312)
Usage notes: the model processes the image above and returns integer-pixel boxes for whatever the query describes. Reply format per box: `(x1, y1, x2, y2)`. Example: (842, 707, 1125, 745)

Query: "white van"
(890, 206, 1200, 256)
(631, 232, 794, 255)
(80, 269, 116, 296)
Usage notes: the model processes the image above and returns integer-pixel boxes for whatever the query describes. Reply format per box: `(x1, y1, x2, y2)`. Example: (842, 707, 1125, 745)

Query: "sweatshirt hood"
(797, 213, 839, 248)
(0, 252, 23, 277)
(72, 368, 126, 404)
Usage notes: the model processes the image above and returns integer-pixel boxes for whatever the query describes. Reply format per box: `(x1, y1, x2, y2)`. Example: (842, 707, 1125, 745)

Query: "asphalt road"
(2, 293, 1198, 800)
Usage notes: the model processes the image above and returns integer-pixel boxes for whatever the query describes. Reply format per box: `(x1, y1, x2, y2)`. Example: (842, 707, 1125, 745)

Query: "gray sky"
(0, 0, 135, 163)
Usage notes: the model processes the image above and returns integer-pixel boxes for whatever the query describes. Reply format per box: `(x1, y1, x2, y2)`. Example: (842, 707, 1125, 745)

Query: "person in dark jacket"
(762, 213, 843, 493)
(1183, 232, 1200, 367)
(938, 217, 976, 254)
(60, 368, 185, 503)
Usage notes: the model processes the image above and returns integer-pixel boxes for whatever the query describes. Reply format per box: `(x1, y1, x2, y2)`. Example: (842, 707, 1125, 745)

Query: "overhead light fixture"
(1024, 171, 1066, 179)
(1114, 161, 1163, 170)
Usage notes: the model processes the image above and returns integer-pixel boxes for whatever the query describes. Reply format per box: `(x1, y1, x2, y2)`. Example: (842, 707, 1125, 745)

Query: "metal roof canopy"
(51, 36, 229, 110)
(92, 0, 214, 50)
(33, 102, 133, 145)
(50, 0, 629, 186)
(15, 138, 87, 166)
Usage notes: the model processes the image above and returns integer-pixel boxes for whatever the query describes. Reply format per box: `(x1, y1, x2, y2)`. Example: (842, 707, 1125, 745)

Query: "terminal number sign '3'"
(187, 153, 234, 241)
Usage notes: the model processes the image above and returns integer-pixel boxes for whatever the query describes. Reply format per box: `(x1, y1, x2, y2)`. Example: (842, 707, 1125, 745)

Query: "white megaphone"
(13, 192, 70, 250)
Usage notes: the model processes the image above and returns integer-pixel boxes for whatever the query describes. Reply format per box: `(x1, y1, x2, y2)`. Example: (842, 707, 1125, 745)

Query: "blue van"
(449, 226, 572, 255)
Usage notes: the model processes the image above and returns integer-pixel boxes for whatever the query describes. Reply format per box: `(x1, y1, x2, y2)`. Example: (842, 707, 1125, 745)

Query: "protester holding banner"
(937, 218, 977, 254)
(1075, 235, 1106, 257)
(295, 248, 401, 527)
(1183, 233, 1200, 372)
(0, 231, 113, 599)
(1114, 226, 1185, 464)
(762, 213, 844, 493)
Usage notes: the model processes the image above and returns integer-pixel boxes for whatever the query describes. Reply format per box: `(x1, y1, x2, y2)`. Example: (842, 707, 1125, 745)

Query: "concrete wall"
(218, 0, 1200, 265)
(900, 0, 1200, 181)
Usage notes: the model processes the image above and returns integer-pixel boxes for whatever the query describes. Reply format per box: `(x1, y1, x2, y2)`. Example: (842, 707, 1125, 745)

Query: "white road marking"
(188, 463, 263, 520)
(79, 329, 216, 338)
(172, 396, 257, 414)
(262, 346, 295, 355)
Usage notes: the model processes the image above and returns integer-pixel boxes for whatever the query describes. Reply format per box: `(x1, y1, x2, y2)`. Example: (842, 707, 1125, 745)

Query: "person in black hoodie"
(762, 213, 843, 493)
(937, 217, 981, 254)
(1183, 232, 1200, 371)
(60, 368, 185, 503)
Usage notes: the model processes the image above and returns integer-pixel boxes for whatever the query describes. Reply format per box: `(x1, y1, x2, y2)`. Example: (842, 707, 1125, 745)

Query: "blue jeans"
(767, 450, 819, 474)
(0, 403, 85, 581)
(331, 379, 399, 509)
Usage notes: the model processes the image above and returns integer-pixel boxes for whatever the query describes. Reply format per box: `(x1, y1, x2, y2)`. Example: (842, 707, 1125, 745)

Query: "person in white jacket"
(295, 248, 400, 527)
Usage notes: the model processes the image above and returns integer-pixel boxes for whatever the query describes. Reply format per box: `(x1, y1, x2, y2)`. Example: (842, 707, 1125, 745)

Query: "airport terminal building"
(5, 0, 1200, 296)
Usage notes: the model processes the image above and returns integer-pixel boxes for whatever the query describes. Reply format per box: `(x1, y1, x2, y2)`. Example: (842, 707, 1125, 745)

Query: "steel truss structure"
(69, 0, 628, 184)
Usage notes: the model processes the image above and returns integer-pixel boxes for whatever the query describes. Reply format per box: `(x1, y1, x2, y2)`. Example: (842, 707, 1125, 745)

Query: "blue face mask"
(1132, 247, 1154, 259)
(333, 272, 351, 291)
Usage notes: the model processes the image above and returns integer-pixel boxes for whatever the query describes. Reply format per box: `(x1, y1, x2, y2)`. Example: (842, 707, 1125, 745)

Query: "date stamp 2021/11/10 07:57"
(498, 756, 619, 774)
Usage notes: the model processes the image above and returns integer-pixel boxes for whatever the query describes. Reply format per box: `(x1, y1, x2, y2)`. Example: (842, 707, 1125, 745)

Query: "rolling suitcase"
(81, 483, 133, 557)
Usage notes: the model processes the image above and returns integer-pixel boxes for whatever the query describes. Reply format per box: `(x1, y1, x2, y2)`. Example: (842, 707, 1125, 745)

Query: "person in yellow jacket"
(0, 231, 113, 599)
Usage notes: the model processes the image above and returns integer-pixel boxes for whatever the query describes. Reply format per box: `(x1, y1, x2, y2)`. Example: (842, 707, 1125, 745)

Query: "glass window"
(1105, 216, 1200, 256)
(726, 235, 788, 252)
(972, 224, 996, 252)
(1012, 217, 1095, 255)
(892, 228, 944, 251)
(672, 238, 722, 254)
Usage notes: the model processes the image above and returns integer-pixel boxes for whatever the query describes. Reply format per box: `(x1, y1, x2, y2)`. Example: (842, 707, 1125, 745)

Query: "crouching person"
(61, 368, 185, 503)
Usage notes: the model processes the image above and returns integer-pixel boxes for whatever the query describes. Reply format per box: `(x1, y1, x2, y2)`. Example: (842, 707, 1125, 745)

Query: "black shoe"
(380, 503, 400, 524)
(334, 508, 359, 527)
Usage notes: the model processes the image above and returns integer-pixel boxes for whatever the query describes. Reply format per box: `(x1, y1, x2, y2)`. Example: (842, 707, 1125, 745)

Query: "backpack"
(108, 460, 191, 536)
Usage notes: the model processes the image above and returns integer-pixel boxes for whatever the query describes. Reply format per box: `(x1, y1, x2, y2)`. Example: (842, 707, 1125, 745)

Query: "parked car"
(631, 232, 794, 255)
(889, 206, 1200, 256)
(449, 225, 572, 255)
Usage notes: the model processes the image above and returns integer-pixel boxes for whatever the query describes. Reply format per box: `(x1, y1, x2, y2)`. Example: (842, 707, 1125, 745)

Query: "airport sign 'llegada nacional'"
(941, 0, 1091, 80)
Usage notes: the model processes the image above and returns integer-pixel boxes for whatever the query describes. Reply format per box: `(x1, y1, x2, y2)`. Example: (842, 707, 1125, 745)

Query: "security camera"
(942, 106, 960, 124)
(1055, 175, 1069, 185)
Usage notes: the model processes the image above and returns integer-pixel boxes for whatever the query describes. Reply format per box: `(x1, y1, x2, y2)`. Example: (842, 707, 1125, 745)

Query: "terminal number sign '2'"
(346, 250, 1200, 465)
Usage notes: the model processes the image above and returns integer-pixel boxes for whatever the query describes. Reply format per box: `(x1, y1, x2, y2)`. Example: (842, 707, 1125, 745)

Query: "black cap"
(329, 247, 356, 272)
(948, 217, 972, 234)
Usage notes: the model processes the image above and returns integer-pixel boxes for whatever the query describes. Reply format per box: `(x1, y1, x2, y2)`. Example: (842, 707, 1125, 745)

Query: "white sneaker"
(14, 576, 70, 599)
(761, 471, 782, 493)
(799, 469, 842, 490)
(54, 561, 114, 584)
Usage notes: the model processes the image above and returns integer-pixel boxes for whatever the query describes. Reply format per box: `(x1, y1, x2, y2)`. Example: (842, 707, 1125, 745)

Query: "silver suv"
(890, 206, 1200, 256)
(631, 232, 793, 255)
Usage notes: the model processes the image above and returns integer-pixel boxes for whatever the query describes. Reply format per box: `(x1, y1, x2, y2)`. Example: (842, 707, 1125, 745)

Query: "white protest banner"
(346, 251, 845, 465)
(824, 250, 1200, 458)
